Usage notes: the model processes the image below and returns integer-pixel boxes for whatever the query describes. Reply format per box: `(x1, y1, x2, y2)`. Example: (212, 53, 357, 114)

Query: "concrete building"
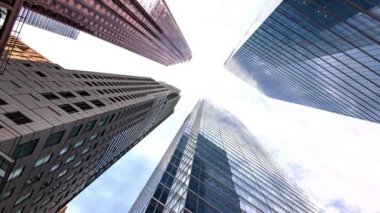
(5, 36, 51, 63)
(20, 8, 80, 39)
(131, 100, 318, 213)
(22, 0, 191, 66)
(225, 0, 380, 123)
(0, 57, 180, 212)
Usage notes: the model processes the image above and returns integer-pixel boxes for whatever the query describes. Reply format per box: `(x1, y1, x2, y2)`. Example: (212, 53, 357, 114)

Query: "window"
(23, 173, 43, 189)
(58, 169, 67, 178)
(0, 98, 7, 105)
(76, 90, 90, 96)
(89, 133, 98, 141)
(60, 185, 68, 193)
(50, 163, 60, 172)
(32, 193, 44, 204)
(23, 63, 32, 67)
(83, 120, 96, 132)
(66, 174, 74, 181)
(4, 111, 33, 125)
(0, 188, 13, 201)
(90, 99, 106, 107)
(15, 191, 33, 205)
(108, 114, 114, 123)
(41, 196, 52, 206)
(15, 207, 24, 213)
(74, 102, 93, 111)
(0, 156, 11, 178)
(59, 146, 69, 155)
(13, 139, 38, 159)
(41, 93, 59, 100)
(98, 118, 107, 127)
(65, 155, 76, 164)
(58, 91, 76, 98)
(35, 71, 46, 77)
(49, 183, 61, 193)
(74, 161, 82, 168)
(81, 147, 90, 155)
(59, 104, 78, 114)
(44, 131, 65, 148)
(34, 154, 51, 168)
(74, 139, 85, 148)
(68, 125, 82, 138)
(8, 167, 24, 180)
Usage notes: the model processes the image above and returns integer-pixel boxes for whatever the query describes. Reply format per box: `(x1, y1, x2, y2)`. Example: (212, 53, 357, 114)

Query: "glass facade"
(20, 8, 80, 39)
(225, 0, 380, 123)
(23, 0, 192, 66)
(131, 100, 318, 212)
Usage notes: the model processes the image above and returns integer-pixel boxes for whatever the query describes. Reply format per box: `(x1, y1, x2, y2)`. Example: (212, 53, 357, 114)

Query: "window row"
(9, 100, 151, 161)
(41, 90, 90, 101)
(59, 99, 106, 114)
(9, 139, 90, 181)
(84, 80, 160, 87)
(71, 73, 153, 82)
(96, 85, 165, 95)
(109, 92, 147, 103)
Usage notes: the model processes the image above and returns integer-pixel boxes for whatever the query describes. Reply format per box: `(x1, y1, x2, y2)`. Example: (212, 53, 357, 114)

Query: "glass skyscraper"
(131, 100, 318, 212)
(20, 8, 80, 39)
(225, 0, 380, 123)
(22, 0, 192, 66)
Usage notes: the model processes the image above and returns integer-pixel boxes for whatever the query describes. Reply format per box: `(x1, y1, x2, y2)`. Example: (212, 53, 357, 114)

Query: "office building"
(0, 58, 180, 212)
(20, 8, 80, 39)
(131, 100, 318, 212)
(4, 35, 51, 63)
(22, 0, 191, 65)
(225, 0, 380, 123)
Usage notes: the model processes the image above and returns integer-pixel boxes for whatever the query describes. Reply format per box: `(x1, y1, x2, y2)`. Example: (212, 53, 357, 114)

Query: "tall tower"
(5, 36, 51, 62)
(131, 100, 318, 213)
(20, 8, 80, 39)
(0, 57, 180, 212)
(22, 0, 192, 65)
(225, 0, 380, 123)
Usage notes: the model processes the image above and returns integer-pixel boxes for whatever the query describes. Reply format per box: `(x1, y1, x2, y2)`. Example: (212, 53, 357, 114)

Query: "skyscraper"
(0, 58, 180, 212)
(225, 0, 380, 123)
(20, 8, 80, 39)
(131, 100, 318, 213)
(21, 0, 191, 65)
(5, 35, 51, 63)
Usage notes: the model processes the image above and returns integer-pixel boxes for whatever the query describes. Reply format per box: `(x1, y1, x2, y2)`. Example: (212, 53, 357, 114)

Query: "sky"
(18, 0, 380, 212)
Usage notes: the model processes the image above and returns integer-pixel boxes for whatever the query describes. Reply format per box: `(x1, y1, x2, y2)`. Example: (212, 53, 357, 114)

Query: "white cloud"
(18, 0, 380, 212)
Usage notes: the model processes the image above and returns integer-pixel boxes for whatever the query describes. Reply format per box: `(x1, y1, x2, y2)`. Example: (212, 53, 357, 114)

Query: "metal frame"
(0, 0, 25, 74)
